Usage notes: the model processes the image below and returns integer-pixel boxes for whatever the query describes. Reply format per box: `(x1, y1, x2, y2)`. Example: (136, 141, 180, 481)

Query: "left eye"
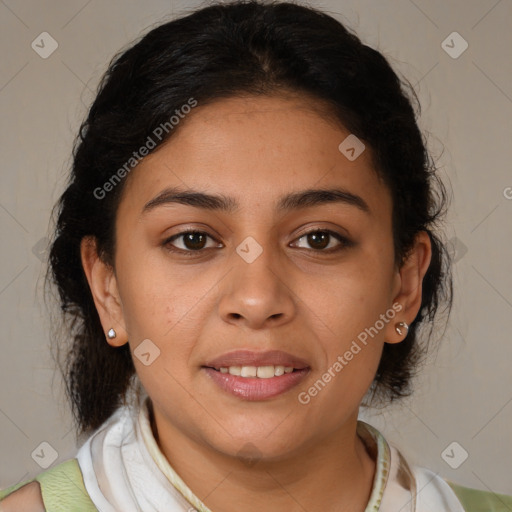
(291, 230, 348, 252)
(165, 231, 221, 252)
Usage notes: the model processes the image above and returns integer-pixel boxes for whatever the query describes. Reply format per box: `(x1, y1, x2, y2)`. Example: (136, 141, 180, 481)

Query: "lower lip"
(202, 367, 310, 400)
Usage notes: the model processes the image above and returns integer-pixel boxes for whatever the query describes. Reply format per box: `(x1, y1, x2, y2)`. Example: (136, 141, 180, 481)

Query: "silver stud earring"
(395, 322, 409, 337)
(107, 328, 117, 339)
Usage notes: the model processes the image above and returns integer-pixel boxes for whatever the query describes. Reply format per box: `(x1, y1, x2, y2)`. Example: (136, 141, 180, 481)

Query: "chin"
(206, 427, 304, 463)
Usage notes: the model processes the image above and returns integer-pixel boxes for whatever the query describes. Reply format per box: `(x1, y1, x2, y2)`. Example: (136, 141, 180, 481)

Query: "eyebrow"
(142, 186, 370, 215)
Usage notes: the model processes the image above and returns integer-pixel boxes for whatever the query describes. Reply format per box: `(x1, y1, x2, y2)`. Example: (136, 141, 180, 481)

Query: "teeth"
(256, 366, 274, 378)
(228, 366, 242, 376)
(241, 366, 257, 377)
(274, 366, 285, 376)
(220, 365, 297, 378)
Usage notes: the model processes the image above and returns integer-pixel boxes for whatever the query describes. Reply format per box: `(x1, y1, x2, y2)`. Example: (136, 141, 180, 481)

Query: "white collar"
(76, 398, 465, 511)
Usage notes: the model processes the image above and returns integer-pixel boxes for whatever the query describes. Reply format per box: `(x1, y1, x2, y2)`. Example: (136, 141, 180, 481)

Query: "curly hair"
(48, 0, 452, 435)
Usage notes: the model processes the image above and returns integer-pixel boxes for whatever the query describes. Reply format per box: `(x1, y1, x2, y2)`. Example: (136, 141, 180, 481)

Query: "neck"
(149, 403, 376, 512)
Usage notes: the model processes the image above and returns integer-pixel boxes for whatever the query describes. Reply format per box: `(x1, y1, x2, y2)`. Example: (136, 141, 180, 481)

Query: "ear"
(385, 231, 432, 344)
(80, 236, 128, 347)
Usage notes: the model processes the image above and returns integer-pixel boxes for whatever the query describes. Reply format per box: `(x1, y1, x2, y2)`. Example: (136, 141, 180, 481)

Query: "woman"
(1, 1, 510, 510)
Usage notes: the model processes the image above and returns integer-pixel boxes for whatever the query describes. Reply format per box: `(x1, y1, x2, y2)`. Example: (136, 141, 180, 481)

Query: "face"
(84, 94, 430, 462)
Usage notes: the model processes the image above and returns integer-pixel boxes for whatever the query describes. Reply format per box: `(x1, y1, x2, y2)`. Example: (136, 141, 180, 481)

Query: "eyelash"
(163, 228, 352, 256)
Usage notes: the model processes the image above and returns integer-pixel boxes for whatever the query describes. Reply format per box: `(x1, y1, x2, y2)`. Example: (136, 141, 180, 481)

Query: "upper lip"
(203, 350, 310, 369)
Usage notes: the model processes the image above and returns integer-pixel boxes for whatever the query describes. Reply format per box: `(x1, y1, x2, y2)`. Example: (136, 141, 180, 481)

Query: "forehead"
(120, 94, 391, 219)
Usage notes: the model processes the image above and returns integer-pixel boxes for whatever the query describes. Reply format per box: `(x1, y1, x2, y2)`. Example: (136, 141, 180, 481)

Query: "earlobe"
(386, 231, 432, 344)
(80, 236, 128, 347)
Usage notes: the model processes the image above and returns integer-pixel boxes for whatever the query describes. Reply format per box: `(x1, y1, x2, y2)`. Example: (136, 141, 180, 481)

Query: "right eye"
(163, 230, 223, 254)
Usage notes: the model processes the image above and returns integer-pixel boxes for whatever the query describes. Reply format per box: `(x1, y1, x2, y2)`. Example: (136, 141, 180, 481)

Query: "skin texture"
(81, 94, 431, 512)
(0, 482, 45, 511)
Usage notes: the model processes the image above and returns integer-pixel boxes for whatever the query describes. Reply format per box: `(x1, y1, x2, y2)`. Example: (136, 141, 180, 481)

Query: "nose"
(218, 245, 296, 330)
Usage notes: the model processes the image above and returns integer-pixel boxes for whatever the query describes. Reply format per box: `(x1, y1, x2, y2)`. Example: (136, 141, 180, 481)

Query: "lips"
(201, 350, 311, 400)
(202, 349, 310, 370)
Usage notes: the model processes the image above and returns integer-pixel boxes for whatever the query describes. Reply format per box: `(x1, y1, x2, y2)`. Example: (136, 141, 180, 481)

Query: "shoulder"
(0, 481, 45, 511)
(404, 461, 512, 512)
(447, 481, 512, 512)
(0, 459, 97, 511)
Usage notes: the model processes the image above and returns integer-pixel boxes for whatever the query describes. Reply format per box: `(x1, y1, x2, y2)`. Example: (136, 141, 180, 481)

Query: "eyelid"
(290, 228, 352, 251)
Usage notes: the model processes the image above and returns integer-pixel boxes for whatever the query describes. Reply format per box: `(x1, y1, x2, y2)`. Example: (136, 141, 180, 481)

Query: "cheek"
(309, 298, 387, 415)
(116, 250, 186, 333)
(115, 253, 218, 369)
(306, 246, 394, 396)
(314, 254, 395, 341)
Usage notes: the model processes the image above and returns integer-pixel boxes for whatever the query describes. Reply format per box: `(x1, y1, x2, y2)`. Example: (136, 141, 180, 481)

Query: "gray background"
(1, 0, 511, 497)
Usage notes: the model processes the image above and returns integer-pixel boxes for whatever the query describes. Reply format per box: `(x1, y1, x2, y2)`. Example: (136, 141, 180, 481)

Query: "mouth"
(201, 350, 311, 400)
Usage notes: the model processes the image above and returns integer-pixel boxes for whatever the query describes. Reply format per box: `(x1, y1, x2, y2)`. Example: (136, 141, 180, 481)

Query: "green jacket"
(1, 459, 512, 511)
